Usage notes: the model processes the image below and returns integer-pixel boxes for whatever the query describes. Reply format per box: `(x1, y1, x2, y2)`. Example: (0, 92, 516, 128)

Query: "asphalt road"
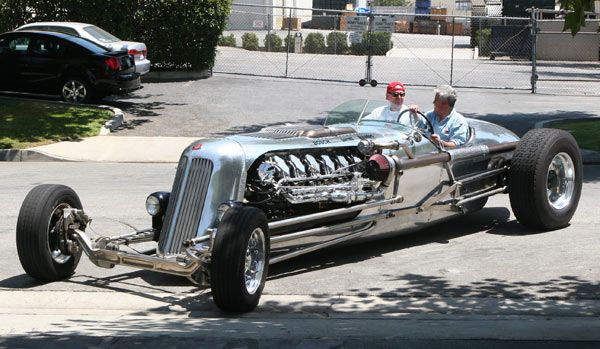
(104, 74, 600, 138)
(1, 162, 599, 346)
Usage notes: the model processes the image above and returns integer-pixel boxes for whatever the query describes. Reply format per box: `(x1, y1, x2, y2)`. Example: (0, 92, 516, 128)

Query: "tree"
(558, 0, 595, 35)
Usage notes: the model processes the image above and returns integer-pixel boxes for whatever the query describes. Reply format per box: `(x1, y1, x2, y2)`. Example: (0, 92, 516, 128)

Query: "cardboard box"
(413, 20, 438, 34)
(431, 7, 447, 22)
(282, 17, 301, 30)
(394, 20, 410, 33)
(445, 22, 464, 35)
(339, 12, 356, 31)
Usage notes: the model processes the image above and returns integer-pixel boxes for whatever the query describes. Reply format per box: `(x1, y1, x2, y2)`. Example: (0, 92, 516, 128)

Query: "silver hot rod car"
(16, 99, 582, 312)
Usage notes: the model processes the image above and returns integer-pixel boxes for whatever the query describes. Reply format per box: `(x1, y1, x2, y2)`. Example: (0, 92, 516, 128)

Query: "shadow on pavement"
(467, 110, 598, 137)
(583, 165, 600, 183)
(2, 207, 599, 317)
(105, 94, 186, 118)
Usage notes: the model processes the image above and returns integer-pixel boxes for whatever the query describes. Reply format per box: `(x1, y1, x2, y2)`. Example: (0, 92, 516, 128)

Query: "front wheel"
(16, 184, 83, 281)
(508, 128, 582, 230)
(210, 206, 270, 313)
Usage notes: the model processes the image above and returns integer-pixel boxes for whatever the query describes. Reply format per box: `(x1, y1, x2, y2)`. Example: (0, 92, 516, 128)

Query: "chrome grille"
(158, 156, 213, 255)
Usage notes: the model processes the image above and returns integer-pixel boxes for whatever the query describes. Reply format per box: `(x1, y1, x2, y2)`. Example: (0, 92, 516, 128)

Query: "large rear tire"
(16, 184, 83, 281)
(60, 77, 94, 103)
(508, 128, 582, 230)
(210, 206, 270, 313)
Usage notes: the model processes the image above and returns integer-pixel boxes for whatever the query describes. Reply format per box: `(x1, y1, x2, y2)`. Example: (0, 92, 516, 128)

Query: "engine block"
(247, 149, 384, 207)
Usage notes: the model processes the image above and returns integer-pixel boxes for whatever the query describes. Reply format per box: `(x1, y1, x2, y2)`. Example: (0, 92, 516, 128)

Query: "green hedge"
(0, 0, 231, 71)
(326, 32, 348, 54)
(304, 32, 326, 54)
(218, 34, 237, 47)
(350, 32, 392, 56)
(242, 32, 259, 51)
(264, 33, 282, 52)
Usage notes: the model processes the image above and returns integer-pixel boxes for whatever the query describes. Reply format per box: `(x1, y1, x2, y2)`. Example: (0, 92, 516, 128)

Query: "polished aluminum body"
(67, 99, 520, 285)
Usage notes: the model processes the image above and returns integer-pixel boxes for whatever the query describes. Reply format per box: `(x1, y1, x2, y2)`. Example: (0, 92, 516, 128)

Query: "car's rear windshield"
(65, 35, 111, 53)
(83, 25, 120, 43)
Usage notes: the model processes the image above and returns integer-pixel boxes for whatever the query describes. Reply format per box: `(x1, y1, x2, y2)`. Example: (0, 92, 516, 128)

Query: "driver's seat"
(463, 126, 476, 147)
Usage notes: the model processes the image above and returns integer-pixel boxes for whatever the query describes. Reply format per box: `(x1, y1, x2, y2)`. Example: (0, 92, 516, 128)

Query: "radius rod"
(396, 142, 518, 171)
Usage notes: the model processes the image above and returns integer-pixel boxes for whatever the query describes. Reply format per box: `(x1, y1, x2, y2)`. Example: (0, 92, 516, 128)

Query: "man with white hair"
(423, 85, 469, 149)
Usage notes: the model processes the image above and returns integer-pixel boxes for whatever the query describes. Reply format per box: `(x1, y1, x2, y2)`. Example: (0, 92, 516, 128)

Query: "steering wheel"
(396, 109, 434, 135)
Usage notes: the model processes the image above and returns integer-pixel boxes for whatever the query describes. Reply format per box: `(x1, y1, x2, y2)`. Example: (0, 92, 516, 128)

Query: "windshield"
(83, 25, 120, 43)
(324, 99, 390, 126)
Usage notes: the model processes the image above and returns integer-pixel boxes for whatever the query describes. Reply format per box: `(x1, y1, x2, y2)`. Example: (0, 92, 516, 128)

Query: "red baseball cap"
(387, 81, 406, 94)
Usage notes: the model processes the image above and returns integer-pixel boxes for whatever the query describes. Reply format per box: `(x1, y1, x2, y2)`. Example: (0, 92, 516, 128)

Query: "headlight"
(146, 195, 161, 216)
(146, 192, 170, 217)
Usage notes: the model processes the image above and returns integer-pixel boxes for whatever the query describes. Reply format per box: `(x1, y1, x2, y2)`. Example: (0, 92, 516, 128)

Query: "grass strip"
(548, 119, 600, 152)
(0, 97, 113, 149)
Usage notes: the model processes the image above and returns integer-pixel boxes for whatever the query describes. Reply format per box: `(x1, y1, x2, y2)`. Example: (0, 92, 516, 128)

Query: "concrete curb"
(0, 98, 124, 162)
(534, 119, 600, 165)
(141, 69, 211, 83)
(98, 105, 125, 135)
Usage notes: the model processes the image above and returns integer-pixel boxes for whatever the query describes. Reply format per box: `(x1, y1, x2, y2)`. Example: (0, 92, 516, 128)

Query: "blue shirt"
(424, 109, 469, 146)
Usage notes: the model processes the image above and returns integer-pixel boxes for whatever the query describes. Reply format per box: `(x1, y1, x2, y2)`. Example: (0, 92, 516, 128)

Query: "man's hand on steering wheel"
(396, 108, 434, 135)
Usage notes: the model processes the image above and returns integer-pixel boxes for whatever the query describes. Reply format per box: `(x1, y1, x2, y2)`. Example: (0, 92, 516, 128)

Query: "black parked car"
(0, 31, 141, 103)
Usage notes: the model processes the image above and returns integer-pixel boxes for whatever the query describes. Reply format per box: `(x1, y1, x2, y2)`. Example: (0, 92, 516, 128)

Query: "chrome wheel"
(244, 227, 266, 295)
(546, 152, 575, 210)
(48, 203, 72, 264)
(61, 80, 87, 103)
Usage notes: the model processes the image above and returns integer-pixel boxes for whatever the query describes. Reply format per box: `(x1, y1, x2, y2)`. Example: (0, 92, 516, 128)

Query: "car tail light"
(104, 57, 121, 71)
(128, 49, 147, 59)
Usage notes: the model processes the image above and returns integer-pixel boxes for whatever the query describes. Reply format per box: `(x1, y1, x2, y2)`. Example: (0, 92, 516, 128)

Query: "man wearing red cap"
(363, 81, 415, 124)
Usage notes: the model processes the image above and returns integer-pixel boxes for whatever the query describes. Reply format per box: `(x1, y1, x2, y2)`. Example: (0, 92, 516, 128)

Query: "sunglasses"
(390, 92, 405, 97)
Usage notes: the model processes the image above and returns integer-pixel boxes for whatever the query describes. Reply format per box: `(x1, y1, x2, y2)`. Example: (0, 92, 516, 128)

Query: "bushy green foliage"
(137, 0, 230, 71)
(0, 0, 231, 71)
(264, 33, 282, 52)
(284, 34, 295, 53)
(304, 32, 326, 54)
(475, 28, 492, 56)
(218, 34, 237, 47)
(242, 32, 259, 51)
(350, 32, 392, 55)
(326, 32, 348, 54)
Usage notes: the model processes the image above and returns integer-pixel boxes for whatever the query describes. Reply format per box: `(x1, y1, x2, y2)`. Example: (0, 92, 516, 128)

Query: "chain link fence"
(213, 3, 600, 95)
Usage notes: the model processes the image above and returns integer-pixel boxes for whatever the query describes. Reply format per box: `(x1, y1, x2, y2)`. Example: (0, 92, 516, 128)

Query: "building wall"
(228, 0, 314, 30)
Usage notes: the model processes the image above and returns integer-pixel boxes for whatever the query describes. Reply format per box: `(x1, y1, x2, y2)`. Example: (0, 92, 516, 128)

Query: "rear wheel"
(508, 128, 582, 230)
(210, 206, 269, 313)
(60, 78, 93, 103)
(16, 184, 83, 281)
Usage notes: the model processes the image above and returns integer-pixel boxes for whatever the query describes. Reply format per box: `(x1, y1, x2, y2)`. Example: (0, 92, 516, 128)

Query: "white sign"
(373, 15, 396, 33)
(349, 31, 363, 44)
(345, 16, 368, 32)
(252, 20, 264, 29)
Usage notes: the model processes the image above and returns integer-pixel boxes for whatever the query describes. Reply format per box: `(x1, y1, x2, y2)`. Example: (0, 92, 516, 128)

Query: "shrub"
(304, 32, 326, 54)
(242, 32, 259, 51)
(369, 32, 393, 55)
(475, 28, 492, 56)
(326, 32, 349, 54)
(264, 33, 282, 52)
(350, 32, 392, 56)
(218, 34, 237, 47)
(284, 34, 293, 53)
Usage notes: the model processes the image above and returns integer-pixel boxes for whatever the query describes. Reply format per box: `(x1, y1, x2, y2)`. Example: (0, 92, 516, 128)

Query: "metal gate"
(531, 9, 600, 95)
(213, 3, 600, 95)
